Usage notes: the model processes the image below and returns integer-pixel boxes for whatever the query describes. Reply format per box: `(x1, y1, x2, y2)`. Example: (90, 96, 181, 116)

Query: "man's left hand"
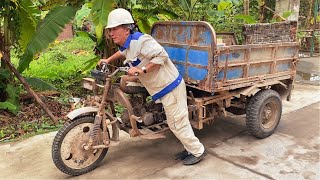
(128, 67, 143, 76)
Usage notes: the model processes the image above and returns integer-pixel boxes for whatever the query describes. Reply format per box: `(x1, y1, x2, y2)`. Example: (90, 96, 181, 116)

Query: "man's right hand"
(98, 59, 110, 66)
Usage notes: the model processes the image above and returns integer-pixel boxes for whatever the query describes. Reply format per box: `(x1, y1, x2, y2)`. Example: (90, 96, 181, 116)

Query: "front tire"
(52, 116, 108, 176)
(246, 89, 282, 139)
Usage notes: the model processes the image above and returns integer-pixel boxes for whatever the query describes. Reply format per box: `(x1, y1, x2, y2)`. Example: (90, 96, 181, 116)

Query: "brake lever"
(118, 67, 130, 72)
(100, 62, 109, 73)
(119, 62, 139, 76)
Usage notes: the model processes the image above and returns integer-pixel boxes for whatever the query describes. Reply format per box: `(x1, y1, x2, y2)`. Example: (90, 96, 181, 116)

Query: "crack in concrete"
(209, 150, 275, 180)
(208, 130, 275, 180)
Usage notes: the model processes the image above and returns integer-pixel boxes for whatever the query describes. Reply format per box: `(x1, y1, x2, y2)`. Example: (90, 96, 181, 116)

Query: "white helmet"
(106, 8, 134, 28)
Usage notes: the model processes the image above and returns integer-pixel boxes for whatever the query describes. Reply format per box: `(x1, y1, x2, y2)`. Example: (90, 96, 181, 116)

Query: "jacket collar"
(119, 32, 144, 51)
(119, 34, 132, 51)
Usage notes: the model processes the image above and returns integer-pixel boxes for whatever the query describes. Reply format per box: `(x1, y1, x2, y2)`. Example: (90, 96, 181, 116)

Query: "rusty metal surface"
(214, 42, 299, 92)
(60, 122, 105, 169)
(151, 21, 216, 92)
(151, 21, 299, 94)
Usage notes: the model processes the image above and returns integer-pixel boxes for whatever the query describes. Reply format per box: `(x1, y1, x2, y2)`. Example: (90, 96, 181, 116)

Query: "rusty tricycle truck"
(52, 21, 299, 175)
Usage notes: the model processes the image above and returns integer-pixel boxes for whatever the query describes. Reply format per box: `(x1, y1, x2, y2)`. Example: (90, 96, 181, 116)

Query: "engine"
(120, 95, 166, 127)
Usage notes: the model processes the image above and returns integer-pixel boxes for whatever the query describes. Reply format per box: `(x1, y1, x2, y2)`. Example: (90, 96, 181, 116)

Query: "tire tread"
(52, 116, 108, 176)
(246, 89, 282, 139)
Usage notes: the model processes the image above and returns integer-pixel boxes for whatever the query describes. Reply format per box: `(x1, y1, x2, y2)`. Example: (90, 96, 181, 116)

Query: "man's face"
(108, 25, 130, 46)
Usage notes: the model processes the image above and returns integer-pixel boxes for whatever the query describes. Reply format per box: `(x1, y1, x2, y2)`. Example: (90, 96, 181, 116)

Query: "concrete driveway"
(0, 57, 319, 179)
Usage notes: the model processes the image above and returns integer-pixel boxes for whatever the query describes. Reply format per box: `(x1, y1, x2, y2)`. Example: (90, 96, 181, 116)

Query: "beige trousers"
(160, 79, 205, 157)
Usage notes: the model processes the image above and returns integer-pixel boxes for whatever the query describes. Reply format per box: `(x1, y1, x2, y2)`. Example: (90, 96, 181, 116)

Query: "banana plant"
(132, 5, 179, 33)
(0, 0, 42, 109)
(91, 0, 113, 45)
(168, 0, 201, 21)
(17, 5, 78, 73)
(0, 0, 81, 114)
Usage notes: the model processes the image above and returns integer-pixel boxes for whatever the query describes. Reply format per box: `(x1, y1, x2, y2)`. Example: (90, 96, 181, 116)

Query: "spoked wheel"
(246, 89, 282, 139)
(52, 116, 108, 176)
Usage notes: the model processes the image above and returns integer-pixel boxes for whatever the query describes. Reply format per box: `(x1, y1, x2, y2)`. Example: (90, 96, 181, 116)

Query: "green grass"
(11, 36, 98, 96)
(1, 36, 99, 142)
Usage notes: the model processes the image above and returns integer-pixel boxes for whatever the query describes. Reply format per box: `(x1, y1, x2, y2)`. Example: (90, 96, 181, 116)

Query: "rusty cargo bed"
(151, 21, 299, 130)
(151, 21, 299, 93)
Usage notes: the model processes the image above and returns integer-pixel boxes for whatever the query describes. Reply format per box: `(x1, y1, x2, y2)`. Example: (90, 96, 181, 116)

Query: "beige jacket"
(119, 32, 180, 99)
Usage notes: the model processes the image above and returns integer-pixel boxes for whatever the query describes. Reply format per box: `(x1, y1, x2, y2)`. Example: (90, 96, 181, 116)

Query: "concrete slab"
(145, 154, 267, 180)
(211, 103, 320, 180)
(282, 84, 320, 114)
(296, 56, 320, 85)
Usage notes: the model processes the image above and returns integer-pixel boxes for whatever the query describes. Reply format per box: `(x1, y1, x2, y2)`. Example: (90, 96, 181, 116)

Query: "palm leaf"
(91, 0, 113, 44)
(18, 6, 77, 73)
(76, 31, 97, 42)
(17, 0, 40, 52)
(136, 19, 151, 33)
(0, 102, 18, 114)
(40, 0, 67, 10)
(25, 77, 57, 91)
(82, 56, 100, 73)
(75, 3, 91, 28)
(157, 9, 179, 20)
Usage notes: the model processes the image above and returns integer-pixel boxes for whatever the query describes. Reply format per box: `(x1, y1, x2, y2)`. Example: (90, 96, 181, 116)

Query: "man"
(99, 8, 206, 165)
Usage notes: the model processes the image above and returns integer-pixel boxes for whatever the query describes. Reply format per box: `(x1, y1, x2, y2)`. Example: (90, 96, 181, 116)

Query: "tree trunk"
(244, 0, 250, 15)
(259, 0, 266, 22)
(1, 52, 59, 124)
(306, 0, 315, 29)
(0, 0, 11, 102)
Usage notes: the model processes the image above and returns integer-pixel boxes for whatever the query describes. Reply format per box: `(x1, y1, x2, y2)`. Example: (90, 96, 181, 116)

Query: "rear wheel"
(52, 116, 108, 176)
(246, 89, 282, 139)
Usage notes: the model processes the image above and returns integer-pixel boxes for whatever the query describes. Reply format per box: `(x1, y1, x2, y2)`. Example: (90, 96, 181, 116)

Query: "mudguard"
(66, 106, 99, 120)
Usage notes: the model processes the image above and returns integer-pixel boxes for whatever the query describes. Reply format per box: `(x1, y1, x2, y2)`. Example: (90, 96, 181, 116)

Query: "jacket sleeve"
(119, 49, 127, 57)
(139, 35, 168, 65)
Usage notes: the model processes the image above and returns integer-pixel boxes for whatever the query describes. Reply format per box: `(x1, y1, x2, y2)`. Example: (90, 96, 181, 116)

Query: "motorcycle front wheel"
(52, 116, 108, 176)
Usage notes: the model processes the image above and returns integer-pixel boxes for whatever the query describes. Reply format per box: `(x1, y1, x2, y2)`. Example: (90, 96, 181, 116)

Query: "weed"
(2, 35, 97, 141)
(11, 36, 96, 95)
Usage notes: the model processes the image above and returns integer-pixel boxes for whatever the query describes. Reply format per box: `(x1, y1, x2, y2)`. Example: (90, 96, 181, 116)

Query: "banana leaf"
(18, 6, 77, 73)
(40, 0, 67, 10)
(91, 0, 113, 44)
(25, 77, 57, 91)
(17, 0, 40, 52)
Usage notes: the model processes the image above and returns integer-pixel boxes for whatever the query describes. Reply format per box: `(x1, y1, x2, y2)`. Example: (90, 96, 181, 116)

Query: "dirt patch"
(0, 96, 71, 142)
(229, 155, 259, 165)
(56, 23, 74, 41)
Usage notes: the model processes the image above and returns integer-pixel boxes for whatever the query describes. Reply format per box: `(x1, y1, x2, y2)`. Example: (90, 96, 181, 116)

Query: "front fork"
(84, 78, 115, 150)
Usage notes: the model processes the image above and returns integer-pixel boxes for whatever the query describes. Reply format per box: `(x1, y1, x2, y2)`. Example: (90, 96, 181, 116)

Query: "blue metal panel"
(286, 47, 295, 56)
(227, 68, 243, 80)
(249, 65, 270, 76)
(173, 25, 191, 44)
(188, 67, 208, 80)
(276, 47, 296, 59)
(151, 21, 217, 92)
(277, 63, 290, 72)
(219, 52, 244, 62)
(164, 46, 186, 62)
(188, 49, 208, 66)
(217, 68, 243, 80)
(198, 30, 212, 46)
(217, 71, 224, 80)
(175, 64, 186, 77)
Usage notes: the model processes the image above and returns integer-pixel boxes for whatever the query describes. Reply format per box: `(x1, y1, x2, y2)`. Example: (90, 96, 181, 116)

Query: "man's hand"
(128, 67, 143, 76)
(98, 58, 110, 66)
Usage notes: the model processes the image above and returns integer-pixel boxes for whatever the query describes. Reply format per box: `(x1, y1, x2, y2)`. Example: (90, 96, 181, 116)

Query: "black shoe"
(183, 150, 207, 165)
(174, 150, 190, 160)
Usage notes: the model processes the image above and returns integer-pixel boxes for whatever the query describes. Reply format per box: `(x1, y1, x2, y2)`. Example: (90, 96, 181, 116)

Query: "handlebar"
(95, 63, 138, 80)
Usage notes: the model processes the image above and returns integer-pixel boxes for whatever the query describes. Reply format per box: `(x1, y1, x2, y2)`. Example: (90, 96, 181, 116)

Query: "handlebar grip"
(100, 62, 109, 73)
